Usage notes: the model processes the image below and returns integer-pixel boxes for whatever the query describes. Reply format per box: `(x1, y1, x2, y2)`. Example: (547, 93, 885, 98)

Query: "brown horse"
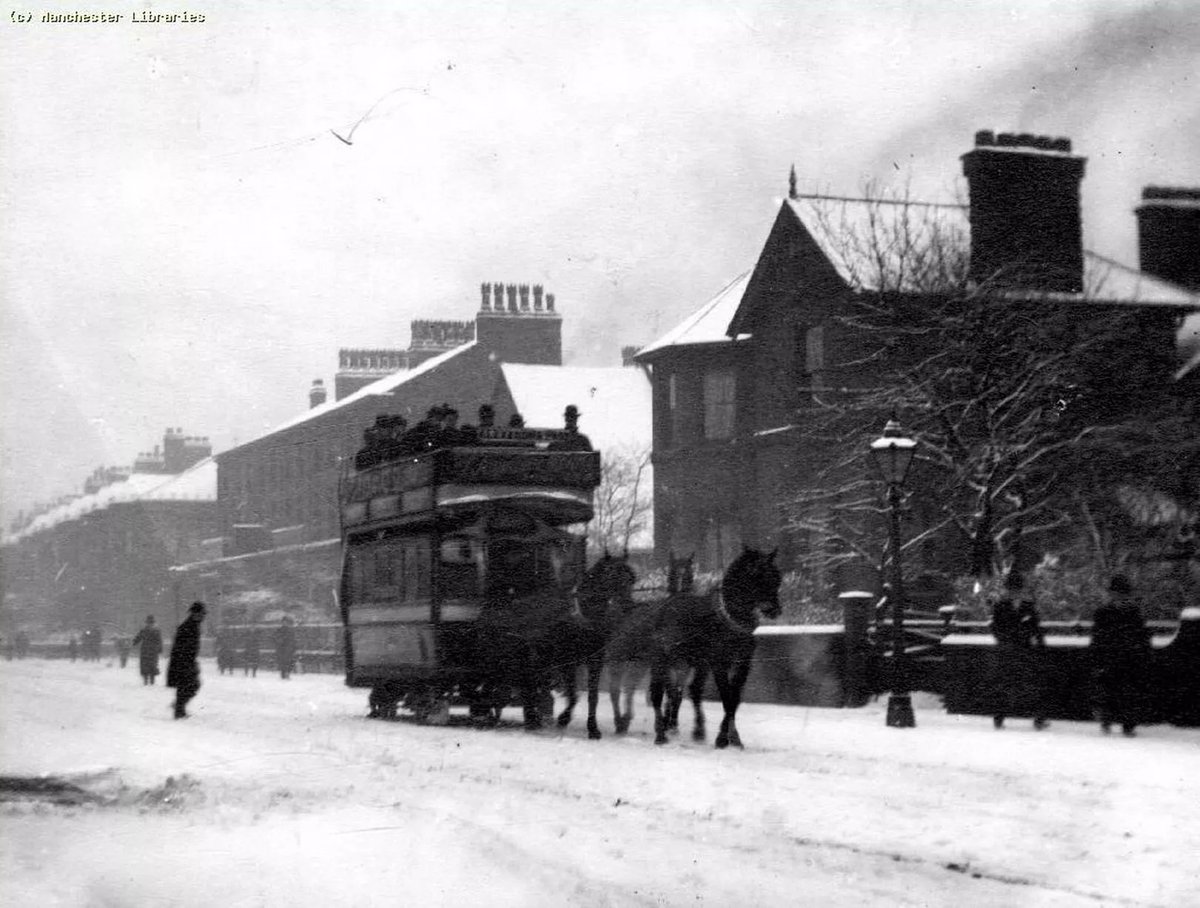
(648, 547, 782, 748)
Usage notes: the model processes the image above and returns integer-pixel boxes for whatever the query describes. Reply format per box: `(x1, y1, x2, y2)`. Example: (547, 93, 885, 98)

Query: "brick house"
(637, 131, 1200, 572)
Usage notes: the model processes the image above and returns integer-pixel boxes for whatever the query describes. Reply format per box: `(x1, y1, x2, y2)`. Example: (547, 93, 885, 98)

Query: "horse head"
(578, 551, 637, 616)
(723, 546, 782, 620)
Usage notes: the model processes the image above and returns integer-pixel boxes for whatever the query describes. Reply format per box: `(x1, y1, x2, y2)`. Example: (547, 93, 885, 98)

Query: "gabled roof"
(237, 341, 479, 446)
(635, 271, 752, 358)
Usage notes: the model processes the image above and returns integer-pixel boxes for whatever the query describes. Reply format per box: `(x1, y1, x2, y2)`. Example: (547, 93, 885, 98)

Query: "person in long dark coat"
(131, 616, 163, 684)
(166, 602, 207, 719)
(274, 616, 297, 680)
(1090, 574, 1150, 736)
(990, 572, 1049, 730)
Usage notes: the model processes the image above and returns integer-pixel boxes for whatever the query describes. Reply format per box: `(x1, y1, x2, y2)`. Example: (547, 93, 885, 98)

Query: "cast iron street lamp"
(869, 416, 917, 728)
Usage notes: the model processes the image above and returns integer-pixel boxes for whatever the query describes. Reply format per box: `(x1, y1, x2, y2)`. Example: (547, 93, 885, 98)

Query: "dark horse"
(648, 547, 782, 748)
(555, 551, 637, 739)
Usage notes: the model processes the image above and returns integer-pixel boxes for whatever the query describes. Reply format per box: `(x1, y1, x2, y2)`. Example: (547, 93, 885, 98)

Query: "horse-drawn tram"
(338, 406, 600, 724)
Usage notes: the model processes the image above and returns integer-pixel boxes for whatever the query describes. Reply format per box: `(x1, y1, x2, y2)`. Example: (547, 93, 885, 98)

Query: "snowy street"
(1, 658, 1197, 907)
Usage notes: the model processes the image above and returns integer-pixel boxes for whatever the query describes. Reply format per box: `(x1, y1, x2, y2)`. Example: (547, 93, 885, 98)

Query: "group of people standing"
(213, 617, 297, 679)
(991, 572, 1152, 736)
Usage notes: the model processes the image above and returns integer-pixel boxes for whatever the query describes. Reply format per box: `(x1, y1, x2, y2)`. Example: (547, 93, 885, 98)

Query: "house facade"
(637, 131, 1200, 572)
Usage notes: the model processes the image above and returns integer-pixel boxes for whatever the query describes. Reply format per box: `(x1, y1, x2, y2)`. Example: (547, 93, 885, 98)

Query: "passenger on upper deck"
(548, 405, 593, 452)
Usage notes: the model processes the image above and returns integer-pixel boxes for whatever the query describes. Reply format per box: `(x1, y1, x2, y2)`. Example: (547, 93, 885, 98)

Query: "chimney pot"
(533, 284, 544, 310)
(493, 283, 505, 313)
(546, 293, 556, 311)
(506, 284, 518, 312)
(974, 129, 995, 147)
(519, 284, 530, 310)
(480, 282, 491, 311)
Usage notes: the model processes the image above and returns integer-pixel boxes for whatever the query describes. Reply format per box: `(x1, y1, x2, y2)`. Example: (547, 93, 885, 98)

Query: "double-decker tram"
(338, 406, 601, 723)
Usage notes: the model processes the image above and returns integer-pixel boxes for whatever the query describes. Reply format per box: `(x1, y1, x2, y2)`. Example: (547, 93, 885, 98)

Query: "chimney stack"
(309, 378, 327, 409)
(1136, 187, 1200, 292)
(962, 130, 1086, 293)
(621, 345, 641, 367)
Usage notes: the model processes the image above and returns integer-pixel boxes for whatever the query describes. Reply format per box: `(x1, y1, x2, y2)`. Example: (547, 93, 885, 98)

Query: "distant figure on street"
(1090, 574, 1150, 737)
(990, 572, 1048, 730)
(15, 630, 30, 659)
(115, 635, 131, 668)
(131, 615, 163, 685)
(215, 626, 236, 675)
(68, 636, 79, 662)
(242, 624, 261, 677)
(167, 602, 207, 719)
(275, 616, 297, 680)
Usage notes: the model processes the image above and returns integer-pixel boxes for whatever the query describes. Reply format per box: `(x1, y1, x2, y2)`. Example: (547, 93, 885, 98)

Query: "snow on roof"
(786, 195, 1200, 308)
(500, 364, 651, 451)
(140, 457, 217, 502)
(4, 459, 217, 545)
(249, 342, 479, 443)
(6, 472, 177, 543)
(635, 271, 751, 357)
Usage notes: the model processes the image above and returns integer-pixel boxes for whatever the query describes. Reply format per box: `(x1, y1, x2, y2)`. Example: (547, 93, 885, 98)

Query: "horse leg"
(688, 665, 708, 742)
(556, 663, 577, 728)
(665, 670, 683, 734)
(609, 663, 629, 734)
(586, 654, 602, 740)
(712, 660, 750, 749)
(649, 663, 669, 745)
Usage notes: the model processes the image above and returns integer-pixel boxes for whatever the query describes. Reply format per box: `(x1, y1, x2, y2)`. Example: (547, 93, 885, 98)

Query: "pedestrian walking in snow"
(990, 572, 1049, 730)
(132, 615, 163, 685)
(242, 625, 260, 677)
(167, 602, 207, 719)
(275, 616, 297, 680)
(1090, 574, 1150, 737)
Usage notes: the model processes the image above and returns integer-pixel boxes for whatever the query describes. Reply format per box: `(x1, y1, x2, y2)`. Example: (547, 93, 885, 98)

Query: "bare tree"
(589, 444, 652, 558)
(783, 187, 1191, 582)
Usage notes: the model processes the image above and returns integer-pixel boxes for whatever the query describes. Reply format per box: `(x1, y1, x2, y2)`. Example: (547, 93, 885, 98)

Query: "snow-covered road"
(1, 658, 1196, 907)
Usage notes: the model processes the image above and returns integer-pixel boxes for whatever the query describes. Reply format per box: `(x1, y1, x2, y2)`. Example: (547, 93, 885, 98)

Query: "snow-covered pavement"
(1, 658, 1196, 907)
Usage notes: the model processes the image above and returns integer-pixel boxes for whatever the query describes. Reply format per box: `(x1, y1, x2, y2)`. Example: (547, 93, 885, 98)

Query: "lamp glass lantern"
(868, 418, 917, 487)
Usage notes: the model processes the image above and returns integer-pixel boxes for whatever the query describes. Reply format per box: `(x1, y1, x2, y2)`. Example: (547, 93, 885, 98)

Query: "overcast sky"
(2, 0, 1197, 526)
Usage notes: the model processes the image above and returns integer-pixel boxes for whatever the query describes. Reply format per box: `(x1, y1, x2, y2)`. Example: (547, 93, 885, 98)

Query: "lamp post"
(869, 416, 917, 728)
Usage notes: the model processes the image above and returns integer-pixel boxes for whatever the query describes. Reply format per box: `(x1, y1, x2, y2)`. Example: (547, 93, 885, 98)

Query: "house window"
(703, 370, 736, 439)
(666, 373, 684, 448)
(795, 325, 826, 398)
